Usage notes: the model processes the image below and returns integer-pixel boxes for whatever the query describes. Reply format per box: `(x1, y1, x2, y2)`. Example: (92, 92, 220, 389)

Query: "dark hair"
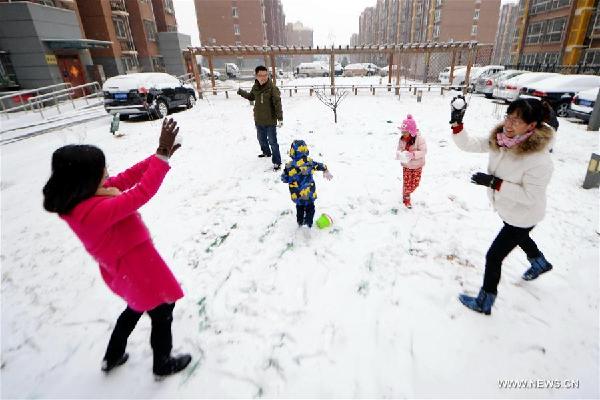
(507, 98, 554, 128)
(255, 65, 268, 74)
(43, 145, 106, 214)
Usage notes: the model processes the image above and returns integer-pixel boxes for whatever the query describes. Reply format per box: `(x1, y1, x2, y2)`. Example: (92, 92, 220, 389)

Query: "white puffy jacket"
(452, 123, 554, 228)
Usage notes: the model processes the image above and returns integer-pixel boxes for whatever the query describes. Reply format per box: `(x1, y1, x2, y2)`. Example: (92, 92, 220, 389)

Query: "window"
(584, 49, 600, 65)
(433, 25, 440, 38)
(471, 25, 478, 35)
(152, 56, 165, 72)
(113, 17, 128, 39)
(164, 0, 174, 14)
(122, 55, 139, 72)
(474, 9, 480, 20)
(232, 6, 238, 18)
(546, 17, 566, 43)
(525, 20, 543, 44)
(530, 0, 571, 15)
(234, 24, 240, 35)
(435, 9, 441, 23)
(235, 41, 242, 46)
(167, 25, 177, 32)
(144, 19, 157, 41)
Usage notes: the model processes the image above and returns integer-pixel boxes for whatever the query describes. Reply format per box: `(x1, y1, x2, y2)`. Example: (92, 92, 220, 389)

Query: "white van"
(452, 65, 505, 89)
(225, 63, 239, 78)
(294, 62, 330, 78)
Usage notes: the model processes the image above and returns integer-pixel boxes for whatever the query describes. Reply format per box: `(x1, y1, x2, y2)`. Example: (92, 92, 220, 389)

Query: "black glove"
(471, 172, 502, 190)
(450, 95, 467, 124)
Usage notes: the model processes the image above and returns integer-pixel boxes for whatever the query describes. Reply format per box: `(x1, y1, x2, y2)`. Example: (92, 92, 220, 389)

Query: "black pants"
(256, 125, 281, 165)
(103, 302, 175, 364)
(483, 222, 542, 294)
(296, 203, 315, 227)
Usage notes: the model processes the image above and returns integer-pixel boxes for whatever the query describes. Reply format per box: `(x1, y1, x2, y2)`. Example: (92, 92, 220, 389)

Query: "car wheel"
(556, 101, 570, 117)
(484, 93, 493, 99)
(155, 100, 168, 118)
(186, 94, 196, 109)
(118, 114, 129, 121)
(322, 73, 328, 77)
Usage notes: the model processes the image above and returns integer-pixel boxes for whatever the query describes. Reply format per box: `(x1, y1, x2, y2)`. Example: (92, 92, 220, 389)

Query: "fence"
(504, 63, 600, 75)
(185, 41, 484, 97)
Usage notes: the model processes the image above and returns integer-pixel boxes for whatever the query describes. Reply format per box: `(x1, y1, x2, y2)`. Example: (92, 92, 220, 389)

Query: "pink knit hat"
(399, 114, 418, 137)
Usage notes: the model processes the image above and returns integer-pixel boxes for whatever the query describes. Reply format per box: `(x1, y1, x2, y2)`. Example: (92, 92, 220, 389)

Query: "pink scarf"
(496, 128, 534, 148)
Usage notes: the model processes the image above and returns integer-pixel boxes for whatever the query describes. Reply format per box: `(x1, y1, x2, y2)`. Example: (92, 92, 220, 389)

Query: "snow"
(1, 79, 598, 398)
(525, 75, 600, 93)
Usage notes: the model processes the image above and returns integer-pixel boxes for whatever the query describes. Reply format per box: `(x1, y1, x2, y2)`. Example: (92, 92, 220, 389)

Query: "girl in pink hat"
(396, 114, 427, 208)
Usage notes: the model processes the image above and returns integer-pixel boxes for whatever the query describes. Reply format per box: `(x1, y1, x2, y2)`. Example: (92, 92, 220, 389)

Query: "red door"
(57, 55, 87, 97)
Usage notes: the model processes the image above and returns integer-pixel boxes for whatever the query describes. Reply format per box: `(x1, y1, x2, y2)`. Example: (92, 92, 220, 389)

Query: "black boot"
(101, 352, 129, 373)
(153, 354, 192, 376)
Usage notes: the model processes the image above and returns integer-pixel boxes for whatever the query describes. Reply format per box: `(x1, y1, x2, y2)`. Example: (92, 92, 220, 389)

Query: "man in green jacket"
(237, 65, 283, 171)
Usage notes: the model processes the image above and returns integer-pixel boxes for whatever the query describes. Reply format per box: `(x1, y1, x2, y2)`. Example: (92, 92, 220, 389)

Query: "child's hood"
(289, 140, 309, 161)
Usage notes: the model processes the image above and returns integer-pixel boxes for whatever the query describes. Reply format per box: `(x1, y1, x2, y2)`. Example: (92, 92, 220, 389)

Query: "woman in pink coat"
(396, 114, 427, 209)
(43, 118, 191, 377)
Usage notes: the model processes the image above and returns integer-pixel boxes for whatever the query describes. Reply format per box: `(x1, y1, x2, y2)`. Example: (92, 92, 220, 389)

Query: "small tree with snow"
(315, 88, 348, 124)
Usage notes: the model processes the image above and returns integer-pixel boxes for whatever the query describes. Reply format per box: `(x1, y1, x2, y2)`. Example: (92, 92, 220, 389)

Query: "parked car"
(493, 72, 558, 103)
(294, 62, 329, 77)
(438, 65, 466, 83)
(567, 87, 599, 123)
(343, 63, 379, 77)
(103, 72, 196, 120)
(451, 65, 505, 90)
(475, 70, 528, 98)
(379, 65, 400, 76)
(201, 67, 221, 80)
(224, 63, 239, 78)
(521, 74, 600, 117)
(334, 63, 344, 76)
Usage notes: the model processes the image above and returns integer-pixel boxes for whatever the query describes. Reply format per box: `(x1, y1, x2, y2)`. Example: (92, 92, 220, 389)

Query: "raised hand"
(323, 170, 333, 180)
(156, 118, 180, 157)
(450, 95, 467, 125)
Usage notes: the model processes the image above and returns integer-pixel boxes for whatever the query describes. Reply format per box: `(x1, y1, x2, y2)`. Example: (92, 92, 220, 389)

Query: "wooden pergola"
(184, 41, 480, 97)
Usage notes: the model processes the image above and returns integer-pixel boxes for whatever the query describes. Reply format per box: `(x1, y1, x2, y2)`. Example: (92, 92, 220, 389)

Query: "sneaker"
(273, 164, 281, 171)
(258, 153, 271, 158)
(403, 196, 412, 209)
(101, 352, 129, 373)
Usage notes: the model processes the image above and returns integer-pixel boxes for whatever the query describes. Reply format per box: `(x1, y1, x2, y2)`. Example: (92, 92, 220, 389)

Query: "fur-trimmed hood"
(488, 123, 554, 155)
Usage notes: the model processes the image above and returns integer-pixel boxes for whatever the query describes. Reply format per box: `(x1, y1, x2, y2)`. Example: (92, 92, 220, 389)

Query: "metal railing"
(28, 82, 103, 118)
(0, 82, 72, 118)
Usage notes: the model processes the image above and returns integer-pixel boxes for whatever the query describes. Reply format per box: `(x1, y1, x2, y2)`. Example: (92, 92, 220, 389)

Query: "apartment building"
(286, 21, 313, 64)
(264, 0, 286, 46)
(512, 0, 599, 66)
(492, 3, 519, 65)
(194, 0, 267, 47)
(0, 0, 108, 90)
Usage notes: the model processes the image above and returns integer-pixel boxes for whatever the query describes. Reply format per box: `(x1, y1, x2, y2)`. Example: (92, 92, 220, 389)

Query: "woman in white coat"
(449, 97, 555, 315)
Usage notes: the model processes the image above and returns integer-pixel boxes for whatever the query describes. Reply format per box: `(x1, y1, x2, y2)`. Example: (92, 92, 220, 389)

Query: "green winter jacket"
(237, 79, 283, 126)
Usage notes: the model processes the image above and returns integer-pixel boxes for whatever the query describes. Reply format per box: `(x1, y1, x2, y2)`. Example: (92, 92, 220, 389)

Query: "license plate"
(114, 93, 128, 100)
(579, 99, 593, 107)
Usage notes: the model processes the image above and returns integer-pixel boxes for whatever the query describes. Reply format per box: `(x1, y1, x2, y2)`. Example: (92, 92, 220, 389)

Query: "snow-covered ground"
(1, 79, 598, 398)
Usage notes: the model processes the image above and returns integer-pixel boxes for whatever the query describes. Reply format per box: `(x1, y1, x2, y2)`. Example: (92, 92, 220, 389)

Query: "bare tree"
(315, 88, 348, 123)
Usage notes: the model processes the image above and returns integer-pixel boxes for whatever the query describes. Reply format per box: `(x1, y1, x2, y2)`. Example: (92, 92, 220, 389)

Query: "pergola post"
(329, 49, 335, 95)
(448, 49, 457, 93)
(387, 52, 393, 91)
(269, 52, 276, 85)
(207, 55, 216, 95)
(186, 49, 203, 99)
(463, 45, 475, 95)
(395, 52, 401, 94)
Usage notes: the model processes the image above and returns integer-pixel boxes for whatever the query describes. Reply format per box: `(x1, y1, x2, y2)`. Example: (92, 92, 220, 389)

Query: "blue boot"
(459, 288, 496, 315)
(522, 253, 553, 281)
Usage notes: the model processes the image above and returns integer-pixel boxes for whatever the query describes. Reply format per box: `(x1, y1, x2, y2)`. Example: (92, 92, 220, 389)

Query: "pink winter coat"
(61, 155, 184, 312)
(397, 134, 427, 169)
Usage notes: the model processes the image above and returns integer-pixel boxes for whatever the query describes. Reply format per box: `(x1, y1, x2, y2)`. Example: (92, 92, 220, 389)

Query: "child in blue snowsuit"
(281, 140, 332, 227)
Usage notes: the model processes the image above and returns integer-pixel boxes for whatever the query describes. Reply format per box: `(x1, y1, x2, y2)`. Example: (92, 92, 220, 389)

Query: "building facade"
(285, 21, 313, 65)
(492, 3, 519, 65)
(512, 0, 599, 66)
